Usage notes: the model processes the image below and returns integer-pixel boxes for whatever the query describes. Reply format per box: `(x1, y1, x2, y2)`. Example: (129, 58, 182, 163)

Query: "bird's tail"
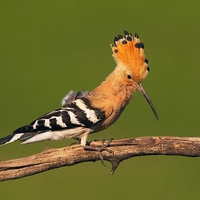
(0, 133, 23, 145)
(0, 132, 37, 146)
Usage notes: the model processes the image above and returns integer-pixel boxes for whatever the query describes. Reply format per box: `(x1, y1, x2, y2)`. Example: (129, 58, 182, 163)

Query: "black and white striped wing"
(0, 98, 106, 145)
(18, 98, 105, 132)
(30, 99, 105, 132)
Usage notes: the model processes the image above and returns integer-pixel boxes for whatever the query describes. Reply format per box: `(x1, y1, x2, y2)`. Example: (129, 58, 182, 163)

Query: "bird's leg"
(84, 138, 113, 166)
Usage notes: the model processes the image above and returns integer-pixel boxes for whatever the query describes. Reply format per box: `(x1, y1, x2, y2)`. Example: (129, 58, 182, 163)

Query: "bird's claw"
(84, 138, 114, 166)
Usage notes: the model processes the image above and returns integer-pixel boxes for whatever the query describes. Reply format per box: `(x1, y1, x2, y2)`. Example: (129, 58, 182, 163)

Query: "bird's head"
(111, 30, 158, 120)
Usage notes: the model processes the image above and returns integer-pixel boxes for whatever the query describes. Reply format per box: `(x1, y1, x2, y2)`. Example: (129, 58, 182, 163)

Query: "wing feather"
(13, 97, 106, 134)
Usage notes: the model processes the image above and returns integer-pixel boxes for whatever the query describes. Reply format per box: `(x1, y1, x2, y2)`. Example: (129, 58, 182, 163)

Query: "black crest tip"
(118, 34, 123, 39)
(124, 30, 129, 35)
(114, 36, 119, 43)
(134, 33, 139, 38)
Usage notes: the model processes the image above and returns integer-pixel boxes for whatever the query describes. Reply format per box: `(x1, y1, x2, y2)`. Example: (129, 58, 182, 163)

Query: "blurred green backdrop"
(1, 0, 200, 199)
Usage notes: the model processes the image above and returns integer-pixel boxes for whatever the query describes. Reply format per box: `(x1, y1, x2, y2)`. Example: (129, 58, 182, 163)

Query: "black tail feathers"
(0, 132, 37, 146)
(0, 134, 21, 146)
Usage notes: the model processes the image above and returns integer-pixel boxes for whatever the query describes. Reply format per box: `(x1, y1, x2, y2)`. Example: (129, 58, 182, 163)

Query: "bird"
(0, 30, 158, 152)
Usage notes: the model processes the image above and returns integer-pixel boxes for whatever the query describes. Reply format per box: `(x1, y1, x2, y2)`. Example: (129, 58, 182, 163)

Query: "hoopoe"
(0, 30, 158, 151)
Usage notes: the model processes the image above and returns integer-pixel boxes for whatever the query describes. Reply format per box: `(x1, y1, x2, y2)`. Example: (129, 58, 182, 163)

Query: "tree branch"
(1, 136, 200, 182)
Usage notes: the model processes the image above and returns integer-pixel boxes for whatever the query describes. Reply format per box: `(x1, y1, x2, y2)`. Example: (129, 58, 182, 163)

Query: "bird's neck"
(90, 67, 136, 108)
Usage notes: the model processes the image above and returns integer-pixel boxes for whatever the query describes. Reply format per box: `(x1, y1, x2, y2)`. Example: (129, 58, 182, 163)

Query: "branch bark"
(1, 136, 200, 182)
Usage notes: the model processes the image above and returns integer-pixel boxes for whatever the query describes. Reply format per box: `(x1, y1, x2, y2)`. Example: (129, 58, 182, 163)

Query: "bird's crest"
(111, 30, 149, 84)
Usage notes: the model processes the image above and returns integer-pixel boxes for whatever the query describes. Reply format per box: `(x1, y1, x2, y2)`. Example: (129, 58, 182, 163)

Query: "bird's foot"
(84, 138, 114, 166)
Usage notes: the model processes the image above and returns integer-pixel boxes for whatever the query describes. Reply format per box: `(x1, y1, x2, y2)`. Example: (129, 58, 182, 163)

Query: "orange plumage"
(111, 32, 149, 83)
(89, 30, 158, 131)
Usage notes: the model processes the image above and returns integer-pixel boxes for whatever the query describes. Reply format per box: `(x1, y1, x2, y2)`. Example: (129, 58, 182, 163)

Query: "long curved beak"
(134, 82, 159, 120)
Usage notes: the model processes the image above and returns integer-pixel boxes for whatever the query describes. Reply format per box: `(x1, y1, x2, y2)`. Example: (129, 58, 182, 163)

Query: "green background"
(0, 0, 200, 199)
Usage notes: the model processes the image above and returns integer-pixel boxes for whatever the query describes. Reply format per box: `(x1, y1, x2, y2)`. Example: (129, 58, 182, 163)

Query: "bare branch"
(0, 136, 200, 182)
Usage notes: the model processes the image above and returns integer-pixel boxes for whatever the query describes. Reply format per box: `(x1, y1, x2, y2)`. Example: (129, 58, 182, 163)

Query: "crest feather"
(111, 30, 149, 83)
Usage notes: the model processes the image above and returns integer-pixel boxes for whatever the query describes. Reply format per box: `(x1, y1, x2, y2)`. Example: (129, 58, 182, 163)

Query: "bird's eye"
(127, 75, 132, 79)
